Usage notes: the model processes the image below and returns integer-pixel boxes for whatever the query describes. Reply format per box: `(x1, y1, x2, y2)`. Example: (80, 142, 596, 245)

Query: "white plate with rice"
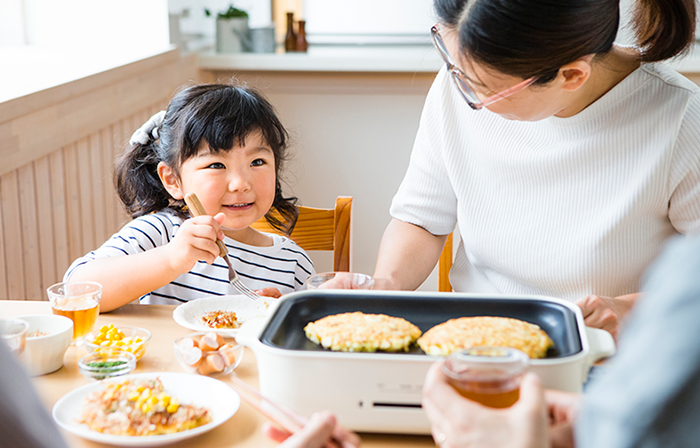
(52, 372, 240, 447)
(172, 295, 276, 336)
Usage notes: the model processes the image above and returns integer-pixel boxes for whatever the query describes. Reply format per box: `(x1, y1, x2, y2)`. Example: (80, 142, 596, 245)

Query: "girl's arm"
(69, 215, 224, 312)
(373, 219, 448, 290)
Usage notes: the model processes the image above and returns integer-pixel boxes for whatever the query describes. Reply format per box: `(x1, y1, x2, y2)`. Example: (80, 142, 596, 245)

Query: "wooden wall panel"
(18, 164, 42, 300)
(33, 156, 56, 295)
(1, 172, 24, 300)
(49, 151, 69, 284)
(0, 50, 198, 300)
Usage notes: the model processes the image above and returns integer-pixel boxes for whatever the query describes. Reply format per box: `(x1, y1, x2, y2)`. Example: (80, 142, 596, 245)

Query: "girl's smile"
(159, 130, 277, 243)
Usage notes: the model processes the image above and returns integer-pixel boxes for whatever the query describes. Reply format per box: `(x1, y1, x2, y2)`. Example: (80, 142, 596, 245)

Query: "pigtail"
(633, 0, 696, 62)
(265, 182, 299, 236)
(114, 140, 172, 219)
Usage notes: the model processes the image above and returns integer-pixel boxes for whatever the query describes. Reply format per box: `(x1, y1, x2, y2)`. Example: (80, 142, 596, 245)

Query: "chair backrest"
(250, 197, 352, 272)
(438, 233, 454, 292)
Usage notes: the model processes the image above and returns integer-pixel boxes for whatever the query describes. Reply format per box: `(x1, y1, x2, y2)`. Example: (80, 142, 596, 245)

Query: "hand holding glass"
(47, 281, 101, 342)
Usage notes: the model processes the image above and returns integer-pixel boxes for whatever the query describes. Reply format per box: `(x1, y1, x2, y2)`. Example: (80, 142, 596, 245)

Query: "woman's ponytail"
(115, 140, 174, 219)
(633, 0, 696, 62)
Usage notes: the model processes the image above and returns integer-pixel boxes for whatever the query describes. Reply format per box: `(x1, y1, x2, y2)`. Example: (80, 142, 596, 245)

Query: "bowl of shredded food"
(83, 325, 151, 361)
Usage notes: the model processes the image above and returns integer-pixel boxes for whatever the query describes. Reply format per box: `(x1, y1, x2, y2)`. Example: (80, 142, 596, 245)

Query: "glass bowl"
(78, 350, 136, 381)
(83, 325, 151, 361)
(174, 332, 244, 377)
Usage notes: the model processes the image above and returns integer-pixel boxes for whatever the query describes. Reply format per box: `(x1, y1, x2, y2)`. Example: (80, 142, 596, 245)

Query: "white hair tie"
(129, 110, 166, 146)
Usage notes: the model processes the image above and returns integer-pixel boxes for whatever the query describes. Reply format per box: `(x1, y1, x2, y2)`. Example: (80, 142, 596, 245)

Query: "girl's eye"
(251, 158, 266, 167)
(206, 162, 225, 169)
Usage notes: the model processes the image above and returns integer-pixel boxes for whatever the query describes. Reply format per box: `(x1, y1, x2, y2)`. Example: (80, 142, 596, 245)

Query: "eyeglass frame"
(431, 24, 536, 110)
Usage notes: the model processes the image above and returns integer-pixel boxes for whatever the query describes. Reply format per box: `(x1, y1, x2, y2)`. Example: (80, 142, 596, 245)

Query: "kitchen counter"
(199, 43, 700, 76)
(198, 45, 443, 73)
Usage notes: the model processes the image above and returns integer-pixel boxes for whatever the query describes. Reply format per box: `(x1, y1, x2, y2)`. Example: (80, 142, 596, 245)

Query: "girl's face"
(164, 130, 277, 231)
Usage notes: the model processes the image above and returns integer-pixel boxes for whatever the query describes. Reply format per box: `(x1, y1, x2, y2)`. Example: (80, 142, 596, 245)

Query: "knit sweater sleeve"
(668, 91, 700, 235)
(389, 67, 458, 236)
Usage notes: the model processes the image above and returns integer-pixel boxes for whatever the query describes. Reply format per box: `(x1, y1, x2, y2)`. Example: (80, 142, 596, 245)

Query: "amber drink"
(47, 282, 101, 341)
(442, 346, 529, 409)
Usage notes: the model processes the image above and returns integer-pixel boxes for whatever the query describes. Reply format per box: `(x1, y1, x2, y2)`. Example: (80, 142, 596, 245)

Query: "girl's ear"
(157, 162, 184, 199)
(557, 57, 592, 92)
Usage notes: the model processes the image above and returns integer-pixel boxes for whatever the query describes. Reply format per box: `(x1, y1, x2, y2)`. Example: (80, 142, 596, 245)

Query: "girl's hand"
(254, 287, 282, 298)
(262, 411, 361, 448)
(544, 389, 580, 448)
(575, 293, 638, 340)
(165, 213, 226, 274)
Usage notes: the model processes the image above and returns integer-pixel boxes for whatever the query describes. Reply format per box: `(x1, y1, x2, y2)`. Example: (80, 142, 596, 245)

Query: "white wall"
(17, 0, 170, 51)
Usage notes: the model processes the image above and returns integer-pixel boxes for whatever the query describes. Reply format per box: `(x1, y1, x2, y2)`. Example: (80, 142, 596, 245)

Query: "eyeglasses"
(431, 24, 536, 110)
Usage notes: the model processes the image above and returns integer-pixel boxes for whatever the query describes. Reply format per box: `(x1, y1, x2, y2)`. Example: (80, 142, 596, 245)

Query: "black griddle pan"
(259, 291, 582, 358)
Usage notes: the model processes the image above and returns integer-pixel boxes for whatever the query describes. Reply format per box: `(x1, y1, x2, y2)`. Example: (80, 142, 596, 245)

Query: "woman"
(373, 0, 700, 338)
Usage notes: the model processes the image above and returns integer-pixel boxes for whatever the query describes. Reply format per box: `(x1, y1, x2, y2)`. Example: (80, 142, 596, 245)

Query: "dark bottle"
(296, 20, 308, 52)
(285, 12, 297, 52)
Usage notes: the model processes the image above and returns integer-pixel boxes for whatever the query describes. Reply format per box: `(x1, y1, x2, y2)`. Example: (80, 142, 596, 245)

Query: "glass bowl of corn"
(83, 324, 151, 361)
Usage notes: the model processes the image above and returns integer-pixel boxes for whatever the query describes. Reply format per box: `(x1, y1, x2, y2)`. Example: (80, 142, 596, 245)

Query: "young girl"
(65, 84, 315, 312)
(374, 0, 700, 338)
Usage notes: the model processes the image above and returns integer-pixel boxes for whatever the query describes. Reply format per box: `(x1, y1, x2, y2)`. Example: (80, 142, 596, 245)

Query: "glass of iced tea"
(442, 346, 530, 408)
(47, 281, 101, 343)
(0, 318, 29, 356)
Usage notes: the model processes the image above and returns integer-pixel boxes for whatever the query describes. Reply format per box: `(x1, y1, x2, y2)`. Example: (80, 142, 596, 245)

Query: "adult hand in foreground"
(544, 389, 581, 448)
(575, 293, 637, 340)
(263, 411, 361, 448)
(422, 361, 549, 448)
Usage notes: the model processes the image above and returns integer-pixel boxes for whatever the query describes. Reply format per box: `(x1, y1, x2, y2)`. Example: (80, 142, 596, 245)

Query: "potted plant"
(207, 5, 251, 53)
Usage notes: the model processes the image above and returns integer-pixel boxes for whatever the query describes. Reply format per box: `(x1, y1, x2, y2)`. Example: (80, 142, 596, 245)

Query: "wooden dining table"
(1, 300, 435, 448)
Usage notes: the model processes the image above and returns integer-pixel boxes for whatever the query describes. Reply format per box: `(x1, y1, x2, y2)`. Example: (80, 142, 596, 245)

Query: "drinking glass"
(306, 272, 374, 290)
(0, 317, 29, 356)
(442, 346, 529, 408)
(47, 281, 101, 342)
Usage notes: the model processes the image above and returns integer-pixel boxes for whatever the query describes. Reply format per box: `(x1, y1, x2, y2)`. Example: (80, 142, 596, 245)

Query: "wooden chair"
(438, 233, 454, 292)
(250, 197, 352, 271)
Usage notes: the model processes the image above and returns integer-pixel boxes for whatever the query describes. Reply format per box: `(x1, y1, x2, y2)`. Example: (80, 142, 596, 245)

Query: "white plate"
(52, 372, 240, 447)
(172, 295, 276, 336)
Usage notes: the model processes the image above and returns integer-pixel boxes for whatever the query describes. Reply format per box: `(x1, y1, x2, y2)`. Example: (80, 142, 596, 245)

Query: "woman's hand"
(164, 213, 226, 274)
(422, 362, 549, 448)
(575, 293, 638, 339)
(262, 411, 361, 448)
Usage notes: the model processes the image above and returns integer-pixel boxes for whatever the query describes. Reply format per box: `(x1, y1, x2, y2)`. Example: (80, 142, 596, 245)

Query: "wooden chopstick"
(229, 376, 349, 448)
(183, 192, 228, 258)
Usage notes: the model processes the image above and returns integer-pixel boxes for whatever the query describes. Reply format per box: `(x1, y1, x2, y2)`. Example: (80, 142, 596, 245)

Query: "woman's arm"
(373, 219, 448, 291)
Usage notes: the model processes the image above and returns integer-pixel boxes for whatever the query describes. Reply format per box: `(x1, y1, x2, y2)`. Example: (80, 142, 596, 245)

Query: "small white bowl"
(17, 314, 73, 376)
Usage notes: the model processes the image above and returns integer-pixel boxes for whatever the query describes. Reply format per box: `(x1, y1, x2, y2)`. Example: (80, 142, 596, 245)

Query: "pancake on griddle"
(417, 316, 553, 358)
(304, 312, 422, 352)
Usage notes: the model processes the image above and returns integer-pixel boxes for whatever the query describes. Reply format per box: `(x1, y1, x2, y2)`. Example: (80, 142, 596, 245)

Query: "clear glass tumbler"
(442, 346, 530, 408)
(306, 272, 374, 290)
(47, 281, 102, 342)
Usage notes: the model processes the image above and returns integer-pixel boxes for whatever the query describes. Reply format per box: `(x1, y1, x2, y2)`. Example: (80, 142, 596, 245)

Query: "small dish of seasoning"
(78, 350, 136, 381)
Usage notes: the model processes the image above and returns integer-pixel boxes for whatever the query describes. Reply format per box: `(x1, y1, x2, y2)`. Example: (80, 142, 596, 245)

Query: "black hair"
(115, 83, 298, 235)
(434, 0, 696, 84)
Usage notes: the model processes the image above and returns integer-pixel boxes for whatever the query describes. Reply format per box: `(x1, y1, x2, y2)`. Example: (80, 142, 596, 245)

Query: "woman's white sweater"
(391, 63, 700, 301)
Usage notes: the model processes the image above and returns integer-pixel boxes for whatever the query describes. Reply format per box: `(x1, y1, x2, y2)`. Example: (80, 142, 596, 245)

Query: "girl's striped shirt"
(64, 211, 315, 304)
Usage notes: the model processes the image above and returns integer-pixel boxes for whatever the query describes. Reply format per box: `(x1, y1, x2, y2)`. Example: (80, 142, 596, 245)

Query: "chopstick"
(229, 376, 350, 448)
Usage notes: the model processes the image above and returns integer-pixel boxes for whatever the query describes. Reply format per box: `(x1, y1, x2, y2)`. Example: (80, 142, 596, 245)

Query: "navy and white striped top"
(64, 211, 315, 305)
